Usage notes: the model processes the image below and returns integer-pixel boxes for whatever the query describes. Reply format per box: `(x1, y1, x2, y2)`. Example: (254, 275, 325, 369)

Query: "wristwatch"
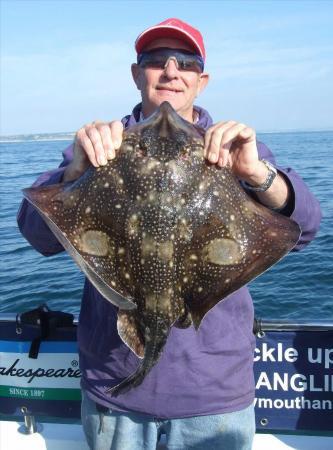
(242, 159, 277, 192)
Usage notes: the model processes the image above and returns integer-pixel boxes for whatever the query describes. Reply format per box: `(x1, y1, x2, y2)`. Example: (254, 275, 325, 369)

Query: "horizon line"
(1, 127, 333, 142)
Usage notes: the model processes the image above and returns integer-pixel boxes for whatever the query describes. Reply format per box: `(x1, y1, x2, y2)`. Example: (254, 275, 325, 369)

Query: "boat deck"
(1, 419, 333, 449)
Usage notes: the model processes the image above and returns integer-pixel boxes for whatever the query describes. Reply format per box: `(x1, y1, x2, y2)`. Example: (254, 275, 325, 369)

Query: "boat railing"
(1, 312, 333, 331)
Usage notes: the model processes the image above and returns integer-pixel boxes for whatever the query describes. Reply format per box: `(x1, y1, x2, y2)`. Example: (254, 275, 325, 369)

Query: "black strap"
(16, 304, 74, 359)
(253, 317, 263, 336)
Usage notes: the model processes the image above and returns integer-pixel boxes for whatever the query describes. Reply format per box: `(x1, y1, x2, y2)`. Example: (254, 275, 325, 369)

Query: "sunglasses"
(137, 47, 204, 73)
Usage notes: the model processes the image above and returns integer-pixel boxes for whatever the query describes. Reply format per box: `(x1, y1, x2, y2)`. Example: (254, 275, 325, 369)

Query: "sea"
(0, 131, 332, 320)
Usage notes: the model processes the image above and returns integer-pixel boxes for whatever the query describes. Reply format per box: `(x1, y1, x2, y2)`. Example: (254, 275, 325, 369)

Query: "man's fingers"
(78, 120, 123, 165)
(209, 128, 225, 164)
(217, 145, 231, 167)
(204, 122, 256, 167)
(96, 123, 114, 160)
(239, 126, 255, 141)
(220, 123, 249, 147)
(76, 128, 99, 167)
(204, 121, 236, 165)
(85, 125, 108, 166)
(110, 120, 124, 150)
(74, 119, 123, 170)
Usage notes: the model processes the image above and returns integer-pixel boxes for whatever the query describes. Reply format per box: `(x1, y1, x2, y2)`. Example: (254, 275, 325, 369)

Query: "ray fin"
(185, 196, 301, 330)
(117, 310, 145, 358)
(23, 184, 136, 310)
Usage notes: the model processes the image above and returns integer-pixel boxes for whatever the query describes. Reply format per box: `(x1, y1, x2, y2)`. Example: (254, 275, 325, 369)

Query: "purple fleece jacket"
(17, 104, 321, 418)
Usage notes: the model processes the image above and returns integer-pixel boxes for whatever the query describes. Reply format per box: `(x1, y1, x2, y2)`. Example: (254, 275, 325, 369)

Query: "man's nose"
(163, 57, 179, 77)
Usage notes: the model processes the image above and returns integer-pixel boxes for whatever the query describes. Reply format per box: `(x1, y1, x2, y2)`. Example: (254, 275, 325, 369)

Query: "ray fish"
(23, 102, 301, 396)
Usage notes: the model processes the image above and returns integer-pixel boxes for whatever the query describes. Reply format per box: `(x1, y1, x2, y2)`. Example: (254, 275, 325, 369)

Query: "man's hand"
(203, 121, 265, 185)
(204, 120, 290, 209)
(63, 120, 123, 182)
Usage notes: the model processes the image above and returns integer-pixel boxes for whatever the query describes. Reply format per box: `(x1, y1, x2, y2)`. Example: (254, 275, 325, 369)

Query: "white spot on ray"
(203, 238, 242, 265)
(78, 230, 111, 256)
(148, 192, 156, 202)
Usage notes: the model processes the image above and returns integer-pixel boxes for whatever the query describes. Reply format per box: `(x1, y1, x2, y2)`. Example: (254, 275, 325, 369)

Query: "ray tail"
(107, 314, 170, 396)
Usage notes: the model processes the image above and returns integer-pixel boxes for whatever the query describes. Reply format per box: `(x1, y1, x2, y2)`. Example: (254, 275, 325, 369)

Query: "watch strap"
(242, 159, 277, 192)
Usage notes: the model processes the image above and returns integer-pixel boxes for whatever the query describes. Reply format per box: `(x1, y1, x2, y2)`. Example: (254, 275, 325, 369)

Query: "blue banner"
(254, 330, 333, 432)
(1, 320, 332, 432)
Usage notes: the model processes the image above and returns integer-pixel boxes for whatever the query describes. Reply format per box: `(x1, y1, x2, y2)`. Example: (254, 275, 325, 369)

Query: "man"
(18, 18, 321, 450)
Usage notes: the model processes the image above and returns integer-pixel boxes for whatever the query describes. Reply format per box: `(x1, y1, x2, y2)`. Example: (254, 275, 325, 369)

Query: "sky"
(1, 0, 333, 135)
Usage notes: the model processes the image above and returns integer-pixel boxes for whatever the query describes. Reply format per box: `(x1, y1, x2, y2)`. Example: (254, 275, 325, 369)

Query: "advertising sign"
(0, 328, 332, 432)
(254, 330, 333, 432)
(0, 340, 81, 417)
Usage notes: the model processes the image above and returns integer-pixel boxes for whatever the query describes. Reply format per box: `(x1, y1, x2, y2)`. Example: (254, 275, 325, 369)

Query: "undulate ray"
(23, 101, 301, 396)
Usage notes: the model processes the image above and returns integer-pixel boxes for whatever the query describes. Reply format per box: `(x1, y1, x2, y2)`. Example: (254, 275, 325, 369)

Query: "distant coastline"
(258, 128, 333, 135)
(0, 132, 75, 143)
(0, 129, 332, 143)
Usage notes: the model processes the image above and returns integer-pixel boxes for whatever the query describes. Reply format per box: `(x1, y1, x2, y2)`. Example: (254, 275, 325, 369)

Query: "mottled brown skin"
(23, 102, 300, 396)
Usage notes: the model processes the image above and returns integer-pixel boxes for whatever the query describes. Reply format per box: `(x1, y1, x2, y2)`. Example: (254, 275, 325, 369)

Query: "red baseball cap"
(135, 18, 206, 61)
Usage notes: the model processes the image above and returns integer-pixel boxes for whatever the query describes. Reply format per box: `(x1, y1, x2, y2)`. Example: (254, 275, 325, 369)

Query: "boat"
(0, 305, 332, 449)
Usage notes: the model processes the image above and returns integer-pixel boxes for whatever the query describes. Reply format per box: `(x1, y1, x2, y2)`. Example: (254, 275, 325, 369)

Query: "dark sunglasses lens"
(139, 52, 203, 72)
(178, 59, 201, 71)
(141, 56, 166, 68)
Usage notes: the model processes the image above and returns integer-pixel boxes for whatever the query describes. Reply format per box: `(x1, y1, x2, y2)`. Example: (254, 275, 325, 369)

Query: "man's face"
(132, 38, 209, 122)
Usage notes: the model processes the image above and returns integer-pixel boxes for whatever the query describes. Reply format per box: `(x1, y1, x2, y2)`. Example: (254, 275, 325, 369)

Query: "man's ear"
(131, 63, 142, 90)
(197, 73, 209, 96)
